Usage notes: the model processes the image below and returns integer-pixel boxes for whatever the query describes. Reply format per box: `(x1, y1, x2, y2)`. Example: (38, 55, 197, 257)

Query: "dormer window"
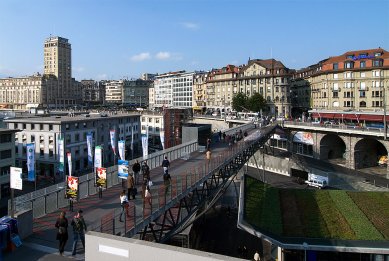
(373, 59, 383, 67)
(344, 61, 354, 69)
(333, 63, 338, 70)
(346, 54, 354, 59)
(375, 52, 382, 57)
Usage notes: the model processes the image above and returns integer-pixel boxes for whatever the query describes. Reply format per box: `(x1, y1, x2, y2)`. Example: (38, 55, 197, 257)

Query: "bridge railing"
(9, 140, 199, 219)
(282, 120, 386, 134)
(92, 125, 276, 236)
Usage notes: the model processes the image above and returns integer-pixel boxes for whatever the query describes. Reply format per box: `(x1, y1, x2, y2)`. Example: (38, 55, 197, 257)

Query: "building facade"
(140, 113, 164, 153)
(123, 79, 151, 108)
(295, 48, 389, 113)
(238, 59, 293, 117)
(102, 80, 123, 105)
(44, 36, 76, 107)
(5, 113, 141, 180)
(0, 129, 17, 201)
(0, 73, 58, 110)
(81, 80, 105, 106)
(154, 71, 194, 109)
(206, 65, 239, 112)
(193, 72, 208, 113)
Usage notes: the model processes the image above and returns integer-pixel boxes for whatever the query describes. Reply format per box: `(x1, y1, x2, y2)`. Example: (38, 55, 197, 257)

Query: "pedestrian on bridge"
(142, 161, 150, 183)
(127, 174, 136, 200)
(132, 160, 141, 185)
(162, 156, 170, 172)
(71, 209, 87, 257)
(119, 190, 129, 222)
(163, 170, 171, 198)
(144, 185, 152, 207)
(55, 211, 68, 256)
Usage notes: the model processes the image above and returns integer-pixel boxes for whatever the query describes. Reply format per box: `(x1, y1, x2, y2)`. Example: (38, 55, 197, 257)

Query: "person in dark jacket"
(162, 156, 170, 172)
(71, 209, 87, 256)
(141, 161, 150, 183)
(132, 160, 141, 185)
(55, 211, 68, 256)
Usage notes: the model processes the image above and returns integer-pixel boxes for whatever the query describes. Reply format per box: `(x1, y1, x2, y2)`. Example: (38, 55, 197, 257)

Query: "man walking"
(132, 160, 141, 185)
(141, 161, 150, 183)
(127, 173, 136, 199)
(162, 156, 170, 172)
(71, 209, 87, 257)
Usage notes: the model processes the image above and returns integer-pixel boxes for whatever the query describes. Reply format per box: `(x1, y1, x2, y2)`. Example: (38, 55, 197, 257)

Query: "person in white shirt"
(119, 190, 129, 222)
(253, 251, 260, 261)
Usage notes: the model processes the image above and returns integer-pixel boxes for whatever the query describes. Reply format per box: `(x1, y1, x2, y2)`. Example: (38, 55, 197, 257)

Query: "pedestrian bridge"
(11, 122, 277, 246)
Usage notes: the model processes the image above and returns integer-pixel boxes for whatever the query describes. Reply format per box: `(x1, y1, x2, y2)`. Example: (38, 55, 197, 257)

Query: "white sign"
(10, 167, 23, 190)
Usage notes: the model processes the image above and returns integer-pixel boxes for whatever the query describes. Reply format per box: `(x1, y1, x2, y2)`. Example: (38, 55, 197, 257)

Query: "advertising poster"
(118, 140, 125, 161)
(26, 143, 35, 181)
(293, 131, 314, 145)
(10, 167, 23, 190)
(66, 175, 79, 200)
(96, 167, 107, 187)
(118, 159, 129, 179)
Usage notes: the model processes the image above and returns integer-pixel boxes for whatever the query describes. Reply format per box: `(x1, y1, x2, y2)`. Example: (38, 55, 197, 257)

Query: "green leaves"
(232, 92, 266, 112)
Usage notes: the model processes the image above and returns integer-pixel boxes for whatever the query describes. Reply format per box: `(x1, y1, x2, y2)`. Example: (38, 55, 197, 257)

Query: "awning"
(311, 112, 334, 119)
(332, 114, 359, 120)
(359, 114, 384, 121)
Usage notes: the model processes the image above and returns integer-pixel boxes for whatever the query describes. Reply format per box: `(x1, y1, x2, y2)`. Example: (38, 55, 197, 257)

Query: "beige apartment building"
(193, 72, 208, 113)
(295, 48, 389, 113)
(206, 65, 239, 112)
(0, 73, 58, 110)
(238, 59, 293, 117)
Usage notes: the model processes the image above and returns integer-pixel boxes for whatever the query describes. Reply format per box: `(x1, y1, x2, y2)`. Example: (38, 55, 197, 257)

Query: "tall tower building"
(44, 36, 73, 107)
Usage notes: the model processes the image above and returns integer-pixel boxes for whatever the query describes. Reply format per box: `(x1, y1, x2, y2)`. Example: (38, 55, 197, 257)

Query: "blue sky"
(0, 0, 388, 80)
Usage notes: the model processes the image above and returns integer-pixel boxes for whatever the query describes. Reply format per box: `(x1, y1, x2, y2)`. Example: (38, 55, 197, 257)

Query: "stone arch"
(354, 138, 388, 169)
(320, 134, 346, 161)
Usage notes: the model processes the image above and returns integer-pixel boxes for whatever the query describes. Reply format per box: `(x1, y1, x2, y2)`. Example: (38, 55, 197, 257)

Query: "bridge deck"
(7, 125, 275, 260)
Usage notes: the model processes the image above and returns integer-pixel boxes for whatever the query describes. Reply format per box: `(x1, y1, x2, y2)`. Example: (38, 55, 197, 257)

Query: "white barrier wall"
(86, 231, 247, 261)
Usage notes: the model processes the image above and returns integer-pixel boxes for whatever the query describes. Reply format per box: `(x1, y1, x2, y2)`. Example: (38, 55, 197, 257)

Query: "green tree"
(232, 92, 248, 112)
(246, 93, 267, 112)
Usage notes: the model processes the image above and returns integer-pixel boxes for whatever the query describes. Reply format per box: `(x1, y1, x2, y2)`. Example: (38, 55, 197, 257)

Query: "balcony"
(331, 88, 340, 92)
(358, 87, 369, 91)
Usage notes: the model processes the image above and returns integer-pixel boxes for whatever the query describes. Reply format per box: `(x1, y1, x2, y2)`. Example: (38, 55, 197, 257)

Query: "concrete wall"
(86, 231, 246, 261)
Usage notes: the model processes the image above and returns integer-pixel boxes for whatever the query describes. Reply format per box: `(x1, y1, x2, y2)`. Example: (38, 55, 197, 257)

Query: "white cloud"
(74, 66, 85, 72)
(155, 52, 171, 60)
(181, 22, 199, 30)
(131, 52, 151, 62)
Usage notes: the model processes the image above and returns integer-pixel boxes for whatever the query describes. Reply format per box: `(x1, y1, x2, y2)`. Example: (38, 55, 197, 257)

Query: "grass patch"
(314, 191, 356, 240)
(348, 192, 389, 239)
(294, 190, 330, 238)
(329, 191, 383, 240)
(244, 177, 389, 241)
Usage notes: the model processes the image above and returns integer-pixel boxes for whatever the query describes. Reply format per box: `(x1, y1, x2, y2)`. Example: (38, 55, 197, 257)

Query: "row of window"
(318, 101, 383, 108)
(333, 71, 383, 79)
(333, 59, 383, 70)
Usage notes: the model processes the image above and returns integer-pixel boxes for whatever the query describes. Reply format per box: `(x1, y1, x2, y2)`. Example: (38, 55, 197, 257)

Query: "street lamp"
(303, 242, 308, 261)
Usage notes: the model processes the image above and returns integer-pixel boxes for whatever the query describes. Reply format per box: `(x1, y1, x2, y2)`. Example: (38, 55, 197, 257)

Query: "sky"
(0, 0, 388, 81)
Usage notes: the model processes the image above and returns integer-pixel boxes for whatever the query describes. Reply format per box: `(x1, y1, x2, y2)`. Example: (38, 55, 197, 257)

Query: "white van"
(305, 173, 329, 189)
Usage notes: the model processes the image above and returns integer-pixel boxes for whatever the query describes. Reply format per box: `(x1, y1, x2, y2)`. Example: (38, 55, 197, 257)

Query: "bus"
(237, 112, 259, 121)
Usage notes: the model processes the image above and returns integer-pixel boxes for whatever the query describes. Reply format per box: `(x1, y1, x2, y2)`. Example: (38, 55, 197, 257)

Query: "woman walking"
(119, 190, 129, 222)
(55, 211, 68, 256)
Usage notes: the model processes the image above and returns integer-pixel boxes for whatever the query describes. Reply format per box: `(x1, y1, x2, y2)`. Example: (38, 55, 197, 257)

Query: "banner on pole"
(66, 175, 79, 200)
(160, 130, 165, 150)
(10, 167, 23, 190)
(94, 146, 102, 169)
(141, 127, 148, 157)
(86, 133, 93, 164)
(110, 129, 116, 155)
(26, 143, 35, 181)
(130, 125, 134, 151)
(67, 152, 72, 177)
(58, 137, 64, 173)
(96, 167, 107, 187)
(118, 159, 129, 179)
(118, 140, 125, 161)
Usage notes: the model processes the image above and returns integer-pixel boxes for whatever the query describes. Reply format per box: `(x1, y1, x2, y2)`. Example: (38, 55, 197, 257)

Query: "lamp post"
(303, 242, 308, 261)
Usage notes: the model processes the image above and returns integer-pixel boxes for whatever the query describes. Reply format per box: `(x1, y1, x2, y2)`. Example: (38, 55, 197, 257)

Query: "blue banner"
(87, 133, 93, 164)
(26, 143, 35, 181)
(118, 159, 129, 179)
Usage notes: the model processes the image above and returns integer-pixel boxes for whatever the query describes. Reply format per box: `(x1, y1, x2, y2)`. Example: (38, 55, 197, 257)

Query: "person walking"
(132, 160, 141, 185)
(119, 190, 129, 222)
(127, 174, 136, 200)
(55, 211, 68, 256)
(71, 209, 87, 257)
(162, 156, 170, 172)
(206, 149, 212, 171)
(144, 185, 152, 207)
(141, 161, 150, 183)
(163, 170, 171, 198)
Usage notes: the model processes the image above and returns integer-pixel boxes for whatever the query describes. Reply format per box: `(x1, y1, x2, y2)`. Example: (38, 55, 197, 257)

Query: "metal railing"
(9, 140, 199, 219)
(92, 137, 258, 237)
